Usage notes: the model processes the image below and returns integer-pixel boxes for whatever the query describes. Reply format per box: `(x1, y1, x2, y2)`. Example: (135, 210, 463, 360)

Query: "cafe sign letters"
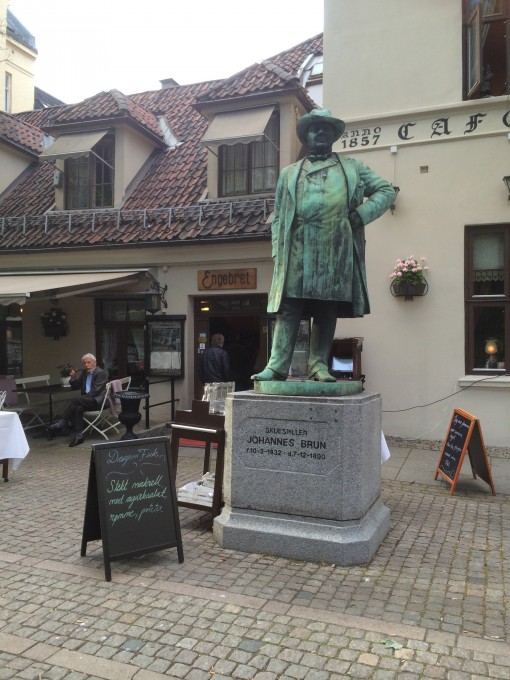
(339, 104, 510, 150)
(198, 268, 257, 291)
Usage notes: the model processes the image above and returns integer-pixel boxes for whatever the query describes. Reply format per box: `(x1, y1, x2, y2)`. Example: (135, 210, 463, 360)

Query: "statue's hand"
(349, 211, 363, 229)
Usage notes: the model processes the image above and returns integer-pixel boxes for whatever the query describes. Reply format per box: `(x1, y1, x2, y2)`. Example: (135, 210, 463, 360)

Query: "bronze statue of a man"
(253, 109, 396, 382)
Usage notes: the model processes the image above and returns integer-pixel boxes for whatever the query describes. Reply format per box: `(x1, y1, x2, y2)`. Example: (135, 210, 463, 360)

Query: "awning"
(201, 106, 275, 149)
(0, 270, 148, 306)
(39, 130, 109, 161)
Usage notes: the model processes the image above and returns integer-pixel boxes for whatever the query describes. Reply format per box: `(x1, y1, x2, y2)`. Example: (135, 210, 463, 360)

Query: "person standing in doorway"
(198, 333, 230, 384)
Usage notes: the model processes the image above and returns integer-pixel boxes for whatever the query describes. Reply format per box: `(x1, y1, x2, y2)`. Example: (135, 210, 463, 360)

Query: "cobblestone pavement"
(0, 433, 509, 679)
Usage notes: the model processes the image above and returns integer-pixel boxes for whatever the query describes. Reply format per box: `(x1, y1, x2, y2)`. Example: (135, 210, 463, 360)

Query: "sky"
(8, 0, 324, 104)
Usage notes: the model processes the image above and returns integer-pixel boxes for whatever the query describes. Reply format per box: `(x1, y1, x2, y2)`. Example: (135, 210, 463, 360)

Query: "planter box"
(391, 280, 428, 300)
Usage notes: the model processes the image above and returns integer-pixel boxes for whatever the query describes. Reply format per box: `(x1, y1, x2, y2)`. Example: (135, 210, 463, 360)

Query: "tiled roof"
(0, 199, 274, 250)
(267, 33, 323, 75)
(0, 163, 55, 216)
(42, 89, 165, 143)
(0, 111, 45, 156)
(34, 87, 66, 110)
(7, 10, 37, 52)
(0, 33, 323, 252)
(196, 34, 322, 105)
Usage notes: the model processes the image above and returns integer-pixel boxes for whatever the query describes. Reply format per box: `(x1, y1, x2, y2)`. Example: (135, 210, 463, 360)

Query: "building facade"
(0, 0, 37, 113)
(324, 0, 510, 446)
(0, 34, 323, 424)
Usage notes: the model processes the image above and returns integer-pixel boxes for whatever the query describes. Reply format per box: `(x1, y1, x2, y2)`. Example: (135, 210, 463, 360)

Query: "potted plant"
(389, 255, 429, 300)
(58, 362, 73, 387)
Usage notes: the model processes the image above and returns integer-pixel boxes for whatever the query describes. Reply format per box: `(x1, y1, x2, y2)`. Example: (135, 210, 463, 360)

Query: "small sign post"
(435, 408, 496, 496)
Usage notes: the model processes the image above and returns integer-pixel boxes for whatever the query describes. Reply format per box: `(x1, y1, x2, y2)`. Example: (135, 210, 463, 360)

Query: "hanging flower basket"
(389, 256, 429, 301)
(41, 307, 69, 340)
(390, 279, 428, 300)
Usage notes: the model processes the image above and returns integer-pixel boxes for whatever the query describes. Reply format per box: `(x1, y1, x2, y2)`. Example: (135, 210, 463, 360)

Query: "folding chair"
(3, 375, 50, 430)
(83, 377, 131, 440)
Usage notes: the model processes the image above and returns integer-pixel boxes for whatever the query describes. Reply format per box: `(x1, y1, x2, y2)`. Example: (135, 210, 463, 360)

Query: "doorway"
(194, 295, 269, 398)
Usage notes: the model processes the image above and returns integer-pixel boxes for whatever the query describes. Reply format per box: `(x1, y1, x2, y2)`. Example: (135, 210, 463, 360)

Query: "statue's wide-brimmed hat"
(297, 109, 345, 144)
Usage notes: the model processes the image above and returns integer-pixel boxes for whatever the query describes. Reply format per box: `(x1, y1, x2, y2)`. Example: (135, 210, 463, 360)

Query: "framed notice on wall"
(146, 315, 185, 377)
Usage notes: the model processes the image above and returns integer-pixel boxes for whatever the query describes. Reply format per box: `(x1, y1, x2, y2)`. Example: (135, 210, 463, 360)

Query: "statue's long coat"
(268, 153, 396, 317)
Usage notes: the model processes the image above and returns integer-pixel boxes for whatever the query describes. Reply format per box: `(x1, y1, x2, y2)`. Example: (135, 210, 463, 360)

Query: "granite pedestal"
(213, 390, 390, 565)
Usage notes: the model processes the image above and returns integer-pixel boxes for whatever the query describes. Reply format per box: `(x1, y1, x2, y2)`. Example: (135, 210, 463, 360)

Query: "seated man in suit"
(49, 353, 107, 447)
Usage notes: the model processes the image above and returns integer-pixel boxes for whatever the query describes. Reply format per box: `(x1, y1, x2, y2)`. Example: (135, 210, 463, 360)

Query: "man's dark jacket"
(198, 345, 230, 383)
(69, 366, 108, 405)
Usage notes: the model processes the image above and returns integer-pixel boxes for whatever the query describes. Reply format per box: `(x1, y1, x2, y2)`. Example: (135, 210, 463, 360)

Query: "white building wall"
(324, 0, 510, 447)
(0, 0, 36, 114)
(324, 0, 462, 118)
(0, 145, 32, 193)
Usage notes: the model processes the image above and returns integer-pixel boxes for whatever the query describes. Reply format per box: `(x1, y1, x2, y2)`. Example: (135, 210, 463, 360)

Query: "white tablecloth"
(381, 432, 391, 462)
(0, 412, 30, 471)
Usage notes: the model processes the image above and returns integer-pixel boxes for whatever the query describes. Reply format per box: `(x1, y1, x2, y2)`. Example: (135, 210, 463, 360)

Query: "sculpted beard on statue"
(252, 109, 396, 383)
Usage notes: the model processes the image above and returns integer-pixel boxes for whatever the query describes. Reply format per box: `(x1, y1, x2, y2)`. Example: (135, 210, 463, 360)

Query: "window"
(465, 225, 510, 373)
(219, 113, 278, 197)
(65, 136, 114, 209)
(464, 0, 509, 98)
(96, 299, 145, 385)
(3, 72, 12, 113)
(0, 304, 22, 377)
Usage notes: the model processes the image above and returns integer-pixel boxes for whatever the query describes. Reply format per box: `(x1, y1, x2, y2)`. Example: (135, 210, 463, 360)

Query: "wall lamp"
(145, 280, 168, 314)
(390, 186, 400, 214)
(503, 176, 510, 200)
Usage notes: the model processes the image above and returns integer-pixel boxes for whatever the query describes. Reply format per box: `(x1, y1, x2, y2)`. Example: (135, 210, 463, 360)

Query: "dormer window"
(200, 106, 279, 198)
(65, 135, 115, 209)
(40, 130, 116, 210)
(219, 113, 278, 197)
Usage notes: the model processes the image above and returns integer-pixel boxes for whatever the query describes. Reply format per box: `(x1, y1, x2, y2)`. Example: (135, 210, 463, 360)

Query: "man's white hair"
(81, 353, 96, 362)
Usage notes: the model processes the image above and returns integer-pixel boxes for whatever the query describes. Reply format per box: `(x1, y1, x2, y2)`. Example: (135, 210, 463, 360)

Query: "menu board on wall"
(146, 315, 185, 377)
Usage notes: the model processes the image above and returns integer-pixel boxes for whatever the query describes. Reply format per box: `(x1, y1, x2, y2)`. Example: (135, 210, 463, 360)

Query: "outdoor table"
(0, 411, 30, 481)
(17, 383, 75, 437)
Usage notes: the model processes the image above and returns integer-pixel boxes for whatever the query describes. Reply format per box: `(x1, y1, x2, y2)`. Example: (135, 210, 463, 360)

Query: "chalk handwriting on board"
(435, 410, 495, 495)
(438, 412, 471, 480)
(105, 446, 170, 525)
(81, 436, 183, 581)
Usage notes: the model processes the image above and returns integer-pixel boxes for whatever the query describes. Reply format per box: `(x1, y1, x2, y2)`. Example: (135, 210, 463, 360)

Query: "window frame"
(64, 135, 115, 209)
(465, 224, 510, 374)
(3, 72, 12, 113)
(463, 0, 510, 99)
(95, 298, 146, 385)
(218, 112, 279, 198)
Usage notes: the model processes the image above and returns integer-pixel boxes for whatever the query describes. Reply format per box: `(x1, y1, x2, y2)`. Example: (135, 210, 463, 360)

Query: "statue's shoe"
(309, 368, 336, 382)
(251, 368, 286, 381)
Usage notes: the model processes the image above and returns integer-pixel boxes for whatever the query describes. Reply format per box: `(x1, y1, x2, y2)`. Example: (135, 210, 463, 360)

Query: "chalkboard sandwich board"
(81, 436, 183, 581)
(435, 409, 496, 496)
